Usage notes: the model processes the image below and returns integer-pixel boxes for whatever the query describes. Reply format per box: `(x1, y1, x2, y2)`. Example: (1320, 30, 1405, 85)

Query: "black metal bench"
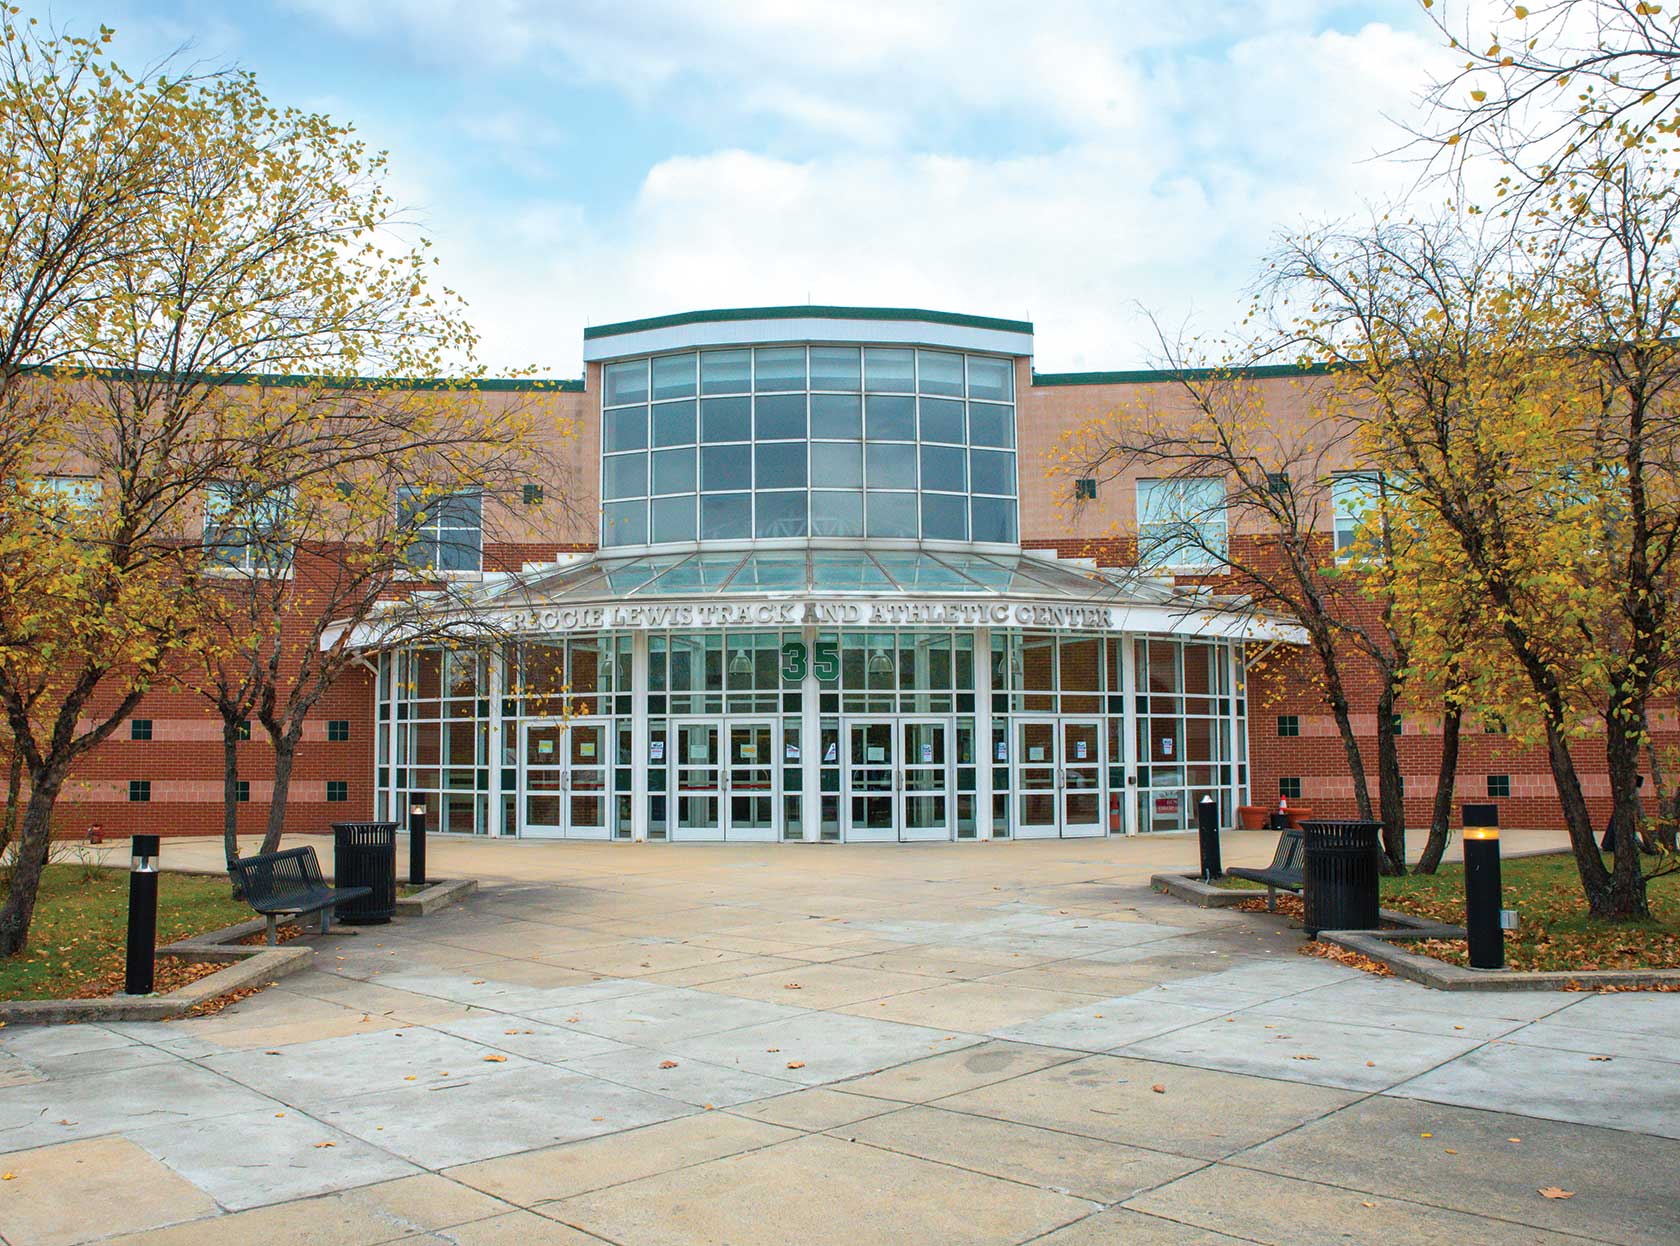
(1228, 827, 1305, 911)
(228, 846, 371, 945)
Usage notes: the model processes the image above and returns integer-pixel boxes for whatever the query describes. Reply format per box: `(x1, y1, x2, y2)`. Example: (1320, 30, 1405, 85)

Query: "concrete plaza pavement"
(1, 829, 1676, 1246)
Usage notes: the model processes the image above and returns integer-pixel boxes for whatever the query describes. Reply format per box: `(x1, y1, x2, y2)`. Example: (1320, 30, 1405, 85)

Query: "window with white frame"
(1136, 478, 1227, 570)
(204, 482, 293, 574)
(29, 475, 103, 510)
(1331, 472, 1382, 557)
(397, 487, 483, 573)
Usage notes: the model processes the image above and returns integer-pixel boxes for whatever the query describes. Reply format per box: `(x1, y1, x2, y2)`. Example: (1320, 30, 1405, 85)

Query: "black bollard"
(408, 800, 427, 887)
(125, 835, 160, 996)
(1197, 794, 1222, 881)
(1464, 827, 1504, 971)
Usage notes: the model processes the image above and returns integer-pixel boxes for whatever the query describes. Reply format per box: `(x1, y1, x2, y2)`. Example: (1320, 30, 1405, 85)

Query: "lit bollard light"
(125, 835, 160, 996)
(1463, 826, 1504, 971)
(1197, 794, 1223, 881)
(408, 799, 427, 888)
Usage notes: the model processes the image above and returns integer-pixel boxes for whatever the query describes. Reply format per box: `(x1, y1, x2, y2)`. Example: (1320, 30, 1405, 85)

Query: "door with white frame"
(844, 717, 954, 842)
(844, 719, 896, 843)
(671, 720, 722, 841)
(1012, 716, 1105, 839)
(899, 717, 952, 842)
(521, 719, 611, 839)
(1059, 718, 1105, 837)
(724, 719, 778, 842)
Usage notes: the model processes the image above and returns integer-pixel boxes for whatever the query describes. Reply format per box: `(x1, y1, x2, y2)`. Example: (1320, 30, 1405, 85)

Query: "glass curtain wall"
(378, 649, 491, 835)
(600, 347, 1018, 548)
(988, 631, 1247, 834)
(1134, 638, 1246, 831)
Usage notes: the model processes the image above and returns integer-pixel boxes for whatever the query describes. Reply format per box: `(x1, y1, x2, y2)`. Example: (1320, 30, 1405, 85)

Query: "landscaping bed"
(1378, 853, 1680, 974)
(1215, 852, 1680, 977)
(0, 864, 250, 1002)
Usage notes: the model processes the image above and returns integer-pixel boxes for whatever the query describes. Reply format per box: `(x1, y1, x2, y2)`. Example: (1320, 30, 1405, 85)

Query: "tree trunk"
(1601, 697, 1650, 920)
(1641, 725, 1676, 853)
(1374, 682, 1406, 875)
(1305, 624, 1374, 822)
(222, 717, 244, 898)
(0, 772, 63, 957)
(260, 724, 305, 855)
(1541, 718, 1620, 919)
(0, 743, 22, 862)
(1416, 701, 1461, 875)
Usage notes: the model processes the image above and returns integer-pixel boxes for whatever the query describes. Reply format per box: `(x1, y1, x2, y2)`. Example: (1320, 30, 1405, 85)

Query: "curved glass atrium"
(600, 345, 1018, 548)
(369, 308, 1298, 846)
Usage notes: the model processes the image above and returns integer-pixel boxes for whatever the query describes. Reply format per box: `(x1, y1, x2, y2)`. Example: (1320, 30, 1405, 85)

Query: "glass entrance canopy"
(488, 547, 1189, 609)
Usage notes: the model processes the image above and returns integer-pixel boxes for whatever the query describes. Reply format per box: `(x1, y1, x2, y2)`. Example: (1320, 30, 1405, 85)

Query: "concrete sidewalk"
(3, 830, 1673, 1246)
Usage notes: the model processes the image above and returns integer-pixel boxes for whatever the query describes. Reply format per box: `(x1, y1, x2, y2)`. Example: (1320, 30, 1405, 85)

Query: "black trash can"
(332, 821, 398, 925)
(1300, 819, 1381, 937)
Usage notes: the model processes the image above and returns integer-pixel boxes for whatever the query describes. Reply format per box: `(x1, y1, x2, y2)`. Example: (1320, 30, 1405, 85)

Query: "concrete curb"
(1151, 872, 1250, 907)
(395, 877, 477, 916)
(0, 874, 483, 1025)
(1322, 929, 1680, 992)
(1150, 872, 1465, 938)
(1154, 867, 1679, 992)
(0, 939, 313, 1026)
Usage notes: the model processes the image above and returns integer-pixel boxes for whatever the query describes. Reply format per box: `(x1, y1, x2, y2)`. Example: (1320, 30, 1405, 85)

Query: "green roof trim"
(23, 364, 583, 393)
(584, 304, 1034, 340)
(1032, 361, 1340, 386)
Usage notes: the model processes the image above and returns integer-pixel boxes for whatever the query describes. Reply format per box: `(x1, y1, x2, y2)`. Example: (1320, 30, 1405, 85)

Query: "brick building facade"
(14, 306, 1658, 841)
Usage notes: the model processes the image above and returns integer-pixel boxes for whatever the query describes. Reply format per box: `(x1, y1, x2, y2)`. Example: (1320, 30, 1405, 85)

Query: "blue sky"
(40, 1, 1452, 377)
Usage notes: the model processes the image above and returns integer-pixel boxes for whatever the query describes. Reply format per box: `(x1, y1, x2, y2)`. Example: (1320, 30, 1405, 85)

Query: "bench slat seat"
(1228, 827, 1305, 911)
(229, 847, 371, 944)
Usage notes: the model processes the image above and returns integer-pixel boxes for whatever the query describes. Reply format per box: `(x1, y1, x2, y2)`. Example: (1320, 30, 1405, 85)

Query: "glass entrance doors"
(670, 718, 778, 841)
(521, 720, 610, 839)
(671, 721, 720, 840)
(900, 719, 950, 841)
(1013, 717, 1104, 839)
(843, 717, 952, 842)
(726, 720, 776, 842)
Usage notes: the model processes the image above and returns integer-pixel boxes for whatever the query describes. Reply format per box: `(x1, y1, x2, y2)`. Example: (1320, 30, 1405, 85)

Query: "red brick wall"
(7, 361, 1653, 839)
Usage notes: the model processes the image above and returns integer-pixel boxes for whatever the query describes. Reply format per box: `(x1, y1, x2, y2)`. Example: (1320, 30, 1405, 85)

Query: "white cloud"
(392, 11, 1450, 375)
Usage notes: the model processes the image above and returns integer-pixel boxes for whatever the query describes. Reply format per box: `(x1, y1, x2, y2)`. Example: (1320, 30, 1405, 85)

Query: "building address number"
(779, 640, 840, 685)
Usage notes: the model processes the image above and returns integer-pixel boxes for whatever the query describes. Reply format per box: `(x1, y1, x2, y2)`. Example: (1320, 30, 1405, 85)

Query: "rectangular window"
(30, 475, 103, 513)
(521, 483, 543, 506)
(1487, 774, 1511, 798)
(397, 488, 483, 573)
(326, 780, 349, 803)
(810, 346, 861, 391)
(1391, 714, 1403, 736)
(129, 780, 151, 803)
(236, 780, 250, 803)
(651, 352, 696, 400)
(327, 719, 350, 742)
(237, 719, 252, 741)
(1276, 714, 1299, 738)
(1332, 472, 1382, 556)
(130, 719, 153, 741)
(1279, 777, 1302, 800)
(1137, 478, 1227, 570)
(204, 482, 293, 574)
(1074, 478, 1097, 501)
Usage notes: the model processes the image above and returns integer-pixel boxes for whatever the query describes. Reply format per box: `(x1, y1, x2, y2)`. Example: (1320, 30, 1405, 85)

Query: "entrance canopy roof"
(332, 546, 1308, 649)
(499, 547, 1181, 604)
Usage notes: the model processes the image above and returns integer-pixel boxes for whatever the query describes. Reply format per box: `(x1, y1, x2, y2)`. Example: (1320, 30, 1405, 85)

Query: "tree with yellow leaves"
(0, 10, 556, 953)
(1278, 173, 1680, 920)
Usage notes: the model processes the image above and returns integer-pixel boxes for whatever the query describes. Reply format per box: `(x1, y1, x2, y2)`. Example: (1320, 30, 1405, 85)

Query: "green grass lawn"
(1382, 852, 1680, 973)
(1216, 851, 1680, 972)
(0, 864, 250, 1001)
